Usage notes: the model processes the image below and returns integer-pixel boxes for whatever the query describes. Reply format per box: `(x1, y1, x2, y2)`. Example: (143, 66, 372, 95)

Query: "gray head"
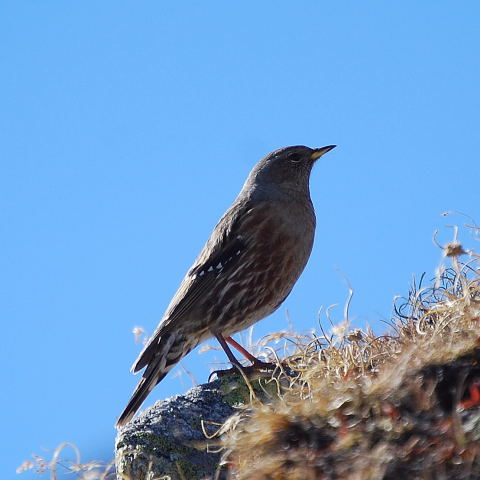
(243, 145, 336, 198)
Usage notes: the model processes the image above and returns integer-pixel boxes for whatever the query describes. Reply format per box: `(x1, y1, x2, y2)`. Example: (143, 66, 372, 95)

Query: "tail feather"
(116, 364, 168, 427)
(131, 328, 176, 374)
(116, 331, 195, 427)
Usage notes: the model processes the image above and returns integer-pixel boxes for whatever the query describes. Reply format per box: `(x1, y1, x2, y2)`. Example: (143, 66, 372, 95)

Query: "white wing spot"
(199, 271, 205, 277)
(216, 262, 222, 269)
(236, 250, 241, 255)
(207, 266, 214, 272)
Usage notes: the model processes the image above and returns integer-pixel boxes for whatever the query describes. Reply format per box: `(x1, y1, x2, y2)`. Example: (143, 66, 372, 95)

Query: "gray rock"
(115, 378, 238, 480)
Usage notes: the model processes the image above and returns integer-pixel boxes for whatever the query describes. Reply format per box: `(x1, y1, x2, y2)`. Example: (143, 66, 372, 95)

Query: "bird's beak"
(310, 145, 336, 161)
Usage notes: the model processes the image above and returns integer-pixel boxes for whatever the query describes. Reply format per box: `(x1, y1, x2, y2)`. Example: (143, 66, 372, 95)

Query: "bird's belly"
(206, 229, 313, 336)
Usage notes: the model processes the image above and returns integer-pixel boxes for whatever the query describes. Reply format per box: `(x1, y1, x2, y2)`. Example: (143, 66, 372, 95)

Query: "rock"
(115, 378, 237, 480)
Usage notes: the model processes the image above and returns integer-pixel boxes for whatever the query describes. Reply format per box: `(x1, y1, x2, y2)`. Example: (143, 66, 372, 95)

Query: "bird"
(116, 144, 336, 426)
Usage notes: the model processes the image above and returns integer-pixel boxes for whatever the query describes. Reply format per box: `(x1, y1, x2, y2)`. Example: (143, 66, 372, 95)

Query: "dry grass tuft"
(222, 231, 480, 479)
(16, 442, 115, 480)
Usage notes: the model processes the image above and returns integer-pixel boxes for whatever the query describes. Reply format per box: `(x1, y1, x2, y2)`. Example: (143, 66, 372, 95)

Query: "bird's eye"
(288, 153, 302, 163)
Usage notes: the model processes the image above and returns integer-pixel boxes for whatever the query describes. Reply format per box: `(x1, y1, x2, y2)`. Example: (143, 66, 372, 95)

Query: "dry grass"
(221, 228, 480, 479)
(16, 442, 115, 480)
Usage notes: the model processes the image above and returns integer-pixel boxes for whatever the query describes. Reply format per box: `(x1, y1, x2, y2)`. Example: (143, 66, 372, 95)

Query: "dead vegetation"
(221, 227, 480, 479)
(16, 442, 115, 480)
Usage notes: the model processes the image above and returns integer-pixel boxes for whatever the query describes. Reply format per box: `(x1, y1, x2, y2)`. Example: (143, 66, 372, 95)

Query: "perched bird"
(116, 144, 335, 426)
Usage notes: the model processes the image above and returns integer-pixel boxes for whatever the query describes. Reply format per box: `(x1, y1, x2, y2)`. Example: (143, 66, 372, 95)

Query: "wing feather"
(131, 199, 253, 373)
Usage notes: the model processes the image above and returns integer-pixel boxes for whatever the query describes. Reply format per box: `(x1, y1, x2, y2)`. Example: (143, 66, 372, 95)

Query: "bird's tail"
(116, 331, 195, 427)
(116, 363, 168, 427)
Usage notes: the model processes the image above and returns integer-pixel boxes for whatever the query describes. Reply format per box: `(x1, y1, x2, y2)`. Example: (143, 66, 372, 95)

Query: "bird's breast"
(209, 200, 315, 333)
(251, 200, 315, 283)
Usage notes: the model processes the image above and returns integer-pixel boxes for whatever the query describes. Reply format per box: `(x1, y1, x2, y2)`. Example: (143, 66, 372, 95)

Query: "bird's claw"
(209, 361, 298, 381)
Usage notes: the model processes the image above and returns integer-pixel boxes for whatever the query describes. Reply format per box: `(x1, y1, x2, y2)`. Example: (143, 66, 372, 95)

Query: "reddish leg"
(225, 336, 268, 366)
(214, 333, 244, 369)
(212, 332, 281, 380)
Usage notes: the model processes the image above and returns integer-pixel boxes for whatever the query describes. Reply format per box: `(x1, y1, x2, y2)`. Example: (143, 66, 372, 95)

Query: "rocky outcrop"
(115, 375, 245, 480)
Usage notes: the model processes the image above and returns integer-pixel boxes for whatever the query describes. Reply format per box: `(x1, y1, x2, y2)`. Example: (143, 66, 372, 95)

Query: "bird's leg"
(225, 336, 297, 377)
(225, 336, 269, 366)
(214, 332, 245, 369)
(211, 332, 294, 381)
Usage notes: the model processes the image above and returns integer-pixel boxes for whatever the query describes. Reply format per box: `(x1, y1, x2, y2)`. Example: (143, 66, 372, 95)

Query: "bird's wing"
(131, 198, 256, 373)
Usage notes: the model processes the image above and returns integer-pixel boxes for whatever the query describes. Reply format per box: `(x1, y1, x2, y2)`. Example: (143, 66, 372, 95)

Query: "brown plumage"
(116, 144, 335, 426)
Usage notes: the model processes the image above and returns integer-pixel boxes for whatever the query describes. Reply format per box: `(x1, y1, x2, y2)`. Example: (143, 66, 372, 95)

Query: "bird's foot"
(209, 360, 298, 381)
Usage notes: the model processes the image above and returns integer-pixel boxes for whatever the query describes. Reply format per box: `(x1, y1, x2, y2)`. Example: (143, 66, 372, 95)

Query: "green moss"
(219, 372, 252, 405)
(134, 432, 194, 456)
(118, 433, 201, 479)
(176, 458, 199, 479)
(189, 415, 202, 430)
(219, 370, 282, 406)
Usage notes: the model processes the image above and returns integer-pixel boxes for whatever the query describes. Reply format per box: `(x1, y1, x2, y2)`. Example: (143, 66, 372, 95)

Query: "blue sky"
(2, 2, 479, 478)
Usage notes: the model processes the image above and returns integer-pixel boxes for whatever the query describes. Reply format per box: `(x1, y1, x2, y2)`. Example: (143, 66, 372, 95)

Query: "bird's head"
(244, 145, 336, 197)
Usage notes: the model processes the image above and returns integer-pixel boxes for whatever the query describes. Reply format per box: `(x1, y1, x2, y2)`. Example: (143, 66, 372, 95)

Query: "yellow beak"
(310, 145, 336, 161)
